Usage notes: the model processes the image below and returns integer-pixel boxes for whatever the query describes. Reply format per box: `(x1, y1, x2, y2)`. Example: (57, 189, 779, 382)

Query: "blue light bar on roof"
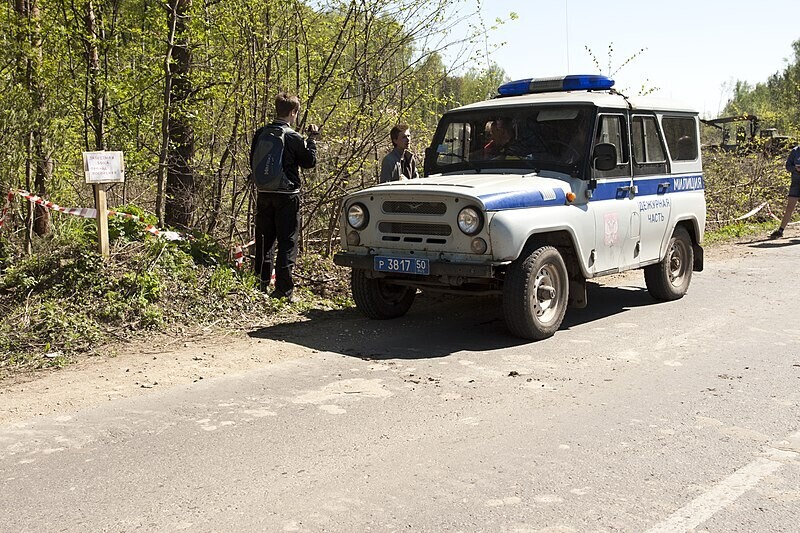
(498, 74, 615, 97)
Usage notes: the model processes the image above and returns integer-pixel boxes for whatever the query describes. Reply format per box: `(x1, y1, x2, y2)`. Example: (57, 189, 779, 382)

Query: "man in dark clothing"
(250, 92, 318, 300)
(379, 124, 418, 183)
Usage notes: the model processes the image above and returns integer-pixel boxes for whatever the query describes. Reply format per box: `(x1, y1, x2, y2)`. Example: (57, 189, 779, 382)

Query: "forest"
(0, 0, 799, 371)
(0, 0, 505, 251)
(0, 0, 506, 368)
(723, 38, 800, 136)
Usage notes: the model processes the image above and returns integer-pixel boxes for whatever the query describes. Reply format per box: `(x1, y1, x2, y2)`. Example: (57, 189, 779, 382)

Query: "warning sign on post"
(83, 151, 125, 184)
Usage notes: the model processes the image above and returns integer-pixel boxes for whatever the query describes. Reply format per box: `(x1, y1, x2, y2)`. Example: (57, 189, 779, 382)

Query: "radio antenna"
(565, 0, 570, 72)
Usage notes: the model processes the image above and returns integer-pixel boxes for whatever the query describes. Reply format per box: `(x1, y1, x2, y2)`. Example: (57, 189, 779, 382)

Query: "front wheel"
(503, 245, 569, 340)
(644, 226, 693, 301)
(351, 269, 416, 319)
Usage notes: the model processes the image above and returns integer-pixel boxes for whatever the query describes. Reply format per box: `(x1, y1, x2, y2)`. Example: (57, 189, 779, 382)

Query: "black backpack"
(250, 124, 291, 191)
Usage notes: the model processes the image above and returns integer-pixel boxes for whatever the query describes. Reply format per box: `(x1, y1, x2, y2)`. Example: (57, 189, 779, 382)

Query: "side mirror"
(423, 146, 435, 176)
(593, 142, 617, 171)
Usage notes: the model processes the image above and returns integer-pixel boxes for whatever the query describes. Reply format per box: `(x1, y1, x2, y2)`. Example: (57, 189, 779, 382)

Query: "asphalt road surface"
(1, 237, 799, 532)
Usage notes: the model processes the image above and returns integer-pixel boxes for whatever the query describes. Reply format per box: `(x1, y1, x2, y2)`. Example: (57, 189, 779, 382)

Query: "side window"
(593, 114, 629, 178)
(662, 116, 698, 161)
(436, 122, 472, 165)
(631, 115, 667, 176)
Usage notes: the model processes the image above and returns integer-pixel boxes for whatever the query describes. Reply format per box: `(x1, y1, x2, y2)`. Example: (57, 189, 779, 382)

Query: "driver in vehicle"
(482, 117, 516, 159)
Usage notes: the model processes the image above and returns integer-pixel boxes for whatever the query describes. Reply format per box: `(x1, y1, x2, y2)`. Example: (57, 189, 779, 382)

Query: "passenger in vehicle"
(675, 135, 696, 160)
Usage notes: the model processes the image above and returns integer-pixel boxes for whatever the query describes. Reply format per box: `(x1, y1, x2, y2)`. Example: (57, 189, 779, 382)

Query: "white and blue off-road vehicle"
(334, 75, 706, 340)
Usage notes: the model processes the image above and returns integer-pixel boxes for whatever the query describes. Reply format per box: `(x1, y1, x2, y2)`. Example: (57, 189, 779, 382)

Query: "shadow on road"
(248, 281, 658, 360)
(747, 237, 800, 249)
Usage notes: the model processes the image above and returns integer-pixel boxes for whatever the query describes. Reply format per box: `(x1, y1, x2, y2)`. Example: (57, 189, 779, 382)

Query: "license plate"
(374, 256, 430, 275)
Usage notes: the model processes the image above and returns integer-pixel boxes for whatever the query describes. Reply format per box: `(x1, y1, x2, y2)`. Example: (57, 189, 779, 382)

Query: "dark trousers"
(254, 192, 300, 295)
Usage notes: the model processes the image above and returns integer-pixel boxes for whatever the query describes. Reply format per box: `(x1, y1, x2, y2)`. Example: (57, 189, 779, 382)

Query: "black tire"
(644, 225, 693, 301)
(351, 269, 416, 319)
(503, 245, 569, 340)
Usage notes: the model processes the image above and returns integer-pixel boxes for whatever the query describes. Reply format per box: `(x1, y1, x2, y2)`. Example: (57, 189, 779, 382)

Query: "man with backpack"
(250, 92, 318, 300)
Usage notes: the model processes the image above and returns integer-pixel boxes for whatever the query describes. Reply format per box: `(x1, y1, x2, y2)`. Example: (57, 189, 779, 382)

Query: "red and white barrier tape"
(8, 190, 313, 280)
(707, 201, 795, 225)
(232, 239, 256, 269)
(735, 202, 777, 222)
(4, 189, 169, 238)
(231, 239, 276, 284)
(15, 189, 97, 219)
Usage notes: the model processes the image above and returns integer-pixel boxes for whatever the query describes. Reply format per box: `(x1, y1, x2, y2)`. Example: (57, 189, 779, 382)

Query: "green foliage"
(0, 0, 512, 375)
(295, 251, 353, 306)
(208, 266, 237, 298)
(702, 149, 790, 230)
(704, 221, 776, 244)
(723, 39, 800, 137)
(178, 232, 230, 267)
(702, 39, 799, 238)
(1, 0, 508, 250)
(109, 205, 158, 242)
(0, 220, 352, 374)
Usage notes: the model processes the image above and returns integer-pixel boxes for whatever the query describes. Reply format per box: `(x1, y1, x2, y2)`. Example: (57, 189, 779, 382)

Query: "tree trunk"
(83, 1, 105, 151)
(163, 0, 195, 229)
(207, 107, 240, 234)
(15, 0, 52, 237)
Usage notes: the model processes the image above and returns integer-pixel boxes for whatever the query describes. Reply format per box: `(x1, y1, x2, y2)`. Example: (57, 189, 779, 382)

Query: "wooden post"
(94, 184, 109, 258)
(84, 151, 123, 258)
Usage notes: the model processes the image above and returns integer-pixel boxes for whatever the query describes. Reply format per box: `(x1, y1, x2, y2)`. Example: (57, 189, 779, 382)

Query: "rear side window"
(662, 116, 698, 161)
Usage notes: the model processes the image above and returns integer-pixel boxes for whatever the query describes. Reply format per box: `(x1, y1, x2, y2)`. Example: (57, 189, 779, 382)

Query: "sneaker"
(769, 228, 784, 239)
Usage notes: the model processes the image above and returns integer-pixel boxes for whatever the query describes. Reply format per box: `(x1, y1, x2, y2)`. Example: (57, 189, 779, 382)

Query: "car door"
(589, 113, 637, 274)
(630, 114, 671, 264)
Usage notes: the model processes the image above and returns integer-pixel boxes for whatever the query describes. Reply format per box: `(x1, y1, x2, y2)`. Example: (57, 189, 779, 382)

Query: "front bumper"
(333, 252, 496, 278)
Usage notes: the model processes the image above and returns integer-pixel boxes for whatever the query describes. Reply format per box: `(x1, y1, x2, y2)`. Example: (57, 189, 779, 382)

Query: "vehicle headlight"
(457, 206, 483, 235)
(347, 203, 369, 229)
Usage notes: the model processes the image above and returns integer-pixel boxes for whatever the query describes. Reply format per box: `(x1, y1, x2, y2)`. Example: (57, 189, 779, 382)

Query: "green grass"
(0, 215, 351, 377)
(704, 220, 779, 244)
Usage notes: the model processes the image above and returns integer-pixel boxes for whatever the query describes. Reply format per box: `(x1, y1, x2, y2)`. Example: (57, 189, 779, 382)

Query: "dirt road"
(1, 231, 799, 532)
(0, 233, 789, 426)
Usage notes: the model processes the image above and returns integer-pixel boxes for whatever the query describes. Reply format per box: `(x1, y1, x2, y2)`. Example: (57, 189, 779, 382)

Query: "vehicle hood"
(355, 173, 573, 210)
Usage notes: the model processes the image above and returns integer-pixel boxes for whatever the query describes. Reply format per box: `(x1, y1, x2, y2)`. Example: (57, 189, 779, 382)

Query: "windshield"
(427, 104, 595, 175)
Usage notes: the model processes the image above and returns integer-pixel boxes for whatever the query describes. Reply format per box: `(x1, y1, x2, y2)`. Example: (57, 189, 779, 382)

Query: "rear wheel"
(351, 269, 416, 319)
(503, 245, 569, 340)
(644, 226, 693, 300)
